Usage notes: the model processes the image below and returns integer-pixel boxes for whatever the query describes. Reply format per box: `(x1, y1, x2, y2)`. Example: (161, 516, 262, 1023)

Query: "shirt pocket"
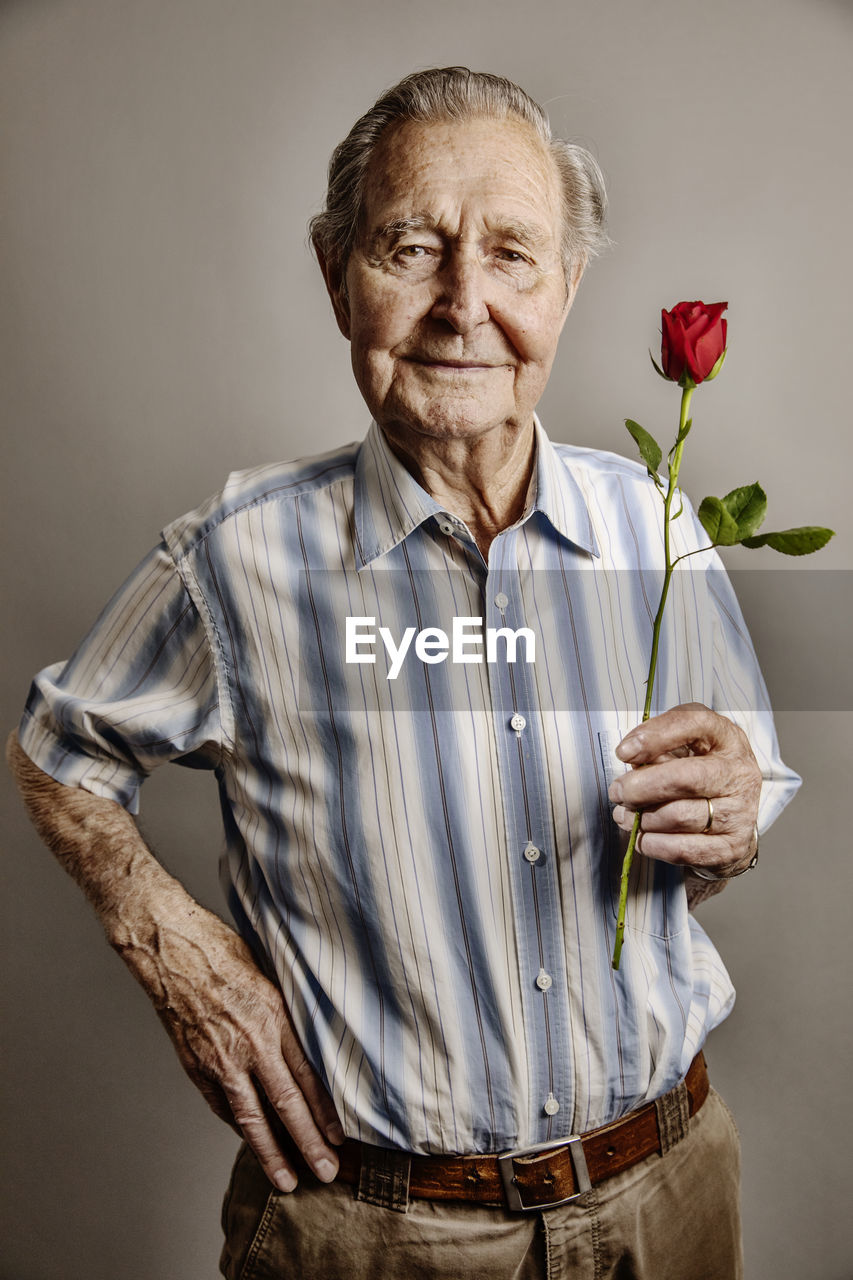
(597, 729, 687, 940)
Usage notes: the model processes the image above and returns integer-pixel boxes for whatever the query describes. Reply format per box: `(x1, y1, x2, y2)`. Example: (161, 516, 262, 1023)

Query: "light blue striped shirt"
(20, 419, 800, 1153)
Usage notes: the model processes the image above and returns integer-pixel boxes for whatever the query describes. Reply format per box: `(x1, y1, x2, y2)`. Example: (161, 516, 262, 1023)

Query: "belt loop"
(654, 1078, 691, 1155)
(356, 1145, 412, 1213)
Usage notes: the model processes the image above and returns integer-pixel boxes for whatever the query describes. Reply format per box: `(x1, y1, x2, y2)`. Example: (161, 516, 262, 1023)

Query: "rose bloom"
(661, 300, 727, 385)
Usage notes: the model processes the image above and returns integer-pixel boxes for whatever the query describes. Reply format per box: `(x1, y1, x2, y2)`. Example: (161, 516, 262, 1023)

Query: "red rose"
(660, 301, 728, 385)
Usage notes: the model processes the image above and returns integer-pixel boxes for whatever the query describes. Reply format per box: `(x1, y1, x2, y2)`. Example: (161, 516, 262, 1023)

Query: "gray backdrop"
(2, 1, 851, 1277)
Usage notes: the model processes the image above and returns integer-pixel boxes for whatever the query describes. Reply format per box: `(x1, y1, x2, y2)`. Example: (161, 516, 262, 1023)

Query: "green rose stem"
(612, 382, 695, 971)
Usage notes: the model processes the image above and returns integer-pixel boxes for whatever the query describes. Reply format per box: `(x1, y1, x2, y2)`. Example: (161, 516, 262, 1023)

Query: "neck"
(381, 418, 537, 560)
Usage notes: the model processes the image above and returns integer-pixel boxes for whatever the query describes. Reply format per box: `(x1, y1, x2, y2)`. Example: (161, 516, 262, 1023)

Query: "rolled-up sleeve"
(17, 543, 224, 814)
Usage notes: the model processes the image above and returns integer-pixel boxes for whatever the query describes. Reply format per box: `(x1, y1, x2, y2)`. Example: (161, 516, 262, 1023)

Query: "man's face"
(322, 117, 579, 446)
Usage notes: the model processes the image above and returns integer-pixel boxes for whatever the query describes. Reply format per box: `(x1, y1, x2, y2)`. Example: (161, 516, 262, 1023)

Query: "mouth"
(406, 357, 503, 371)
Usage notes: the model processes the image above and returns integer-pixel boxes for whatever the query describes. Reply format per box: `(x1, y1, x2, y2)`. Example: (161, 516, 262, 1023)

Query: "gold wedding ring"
(702, 797, 714, 833)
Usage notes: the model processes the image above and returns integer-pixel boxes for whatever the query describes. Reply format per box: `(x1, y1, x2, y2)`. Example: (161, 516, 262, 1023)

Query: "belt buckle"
(497, 1135, 592, 1212)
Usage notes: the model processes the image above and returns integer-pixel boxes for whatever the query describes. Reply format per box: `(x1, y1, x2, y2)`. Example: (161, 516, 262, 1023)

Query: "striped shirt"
(19, 418, 800, 1154)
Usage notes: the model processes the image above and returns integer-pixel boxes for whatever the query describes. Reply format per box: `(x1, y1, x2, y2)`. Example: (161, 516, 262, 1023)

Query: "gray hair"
(309, 66, 609, 284)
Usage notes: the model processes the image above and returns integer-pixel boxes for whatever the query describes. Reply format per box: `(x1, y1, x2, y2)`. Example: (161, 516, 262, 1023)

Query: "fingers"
(611, 796, 739, 864)
(224, 1077, 303, 1193)
(615, 702, 740, 765)
(278, 1008, 345, 1146)
(610, 704, 761, 812)
(198, 1045, 341, 1194)
(612, 747, 732, 808)
(253, 1053, 342, 1184)
(609, 703, 762, 872)
(185, 1049, 340, 1193)
(288, 1051, 346, 1146)
(618, 828, 738, 866)
(611, 796, 716, 836)
(225, 1005, 343, 1191)
(182, 1054, 301, 1189)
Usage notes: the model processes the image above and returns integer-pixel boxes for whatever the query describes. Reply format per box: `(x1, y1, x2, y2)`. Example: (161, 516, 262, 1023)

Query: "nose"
(429, 251, 490, 334)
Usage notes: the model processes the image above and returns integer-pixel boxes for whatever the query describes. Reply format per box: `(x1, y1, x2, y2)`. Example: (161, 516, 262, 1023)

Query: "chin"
(383, 395, 515, 441)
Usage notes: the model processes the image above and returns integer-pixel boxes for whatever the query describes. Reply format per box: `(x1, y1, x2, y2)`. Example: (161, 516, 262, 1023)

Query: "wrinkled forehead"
(358, 116, 564, 246)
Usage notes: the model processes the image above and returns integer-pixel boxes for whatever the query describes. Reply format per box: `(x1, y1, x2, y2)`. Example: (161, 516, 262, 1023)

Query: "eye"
(395, 244, 429, 259)
(495, 248, 529, 264)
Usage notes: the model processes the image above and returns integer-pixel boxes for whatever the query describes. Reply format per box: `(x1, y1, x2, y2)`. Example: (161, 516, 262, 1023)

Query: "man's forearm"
(6, 731, 198, 954)
(5, 730, 249, 1047)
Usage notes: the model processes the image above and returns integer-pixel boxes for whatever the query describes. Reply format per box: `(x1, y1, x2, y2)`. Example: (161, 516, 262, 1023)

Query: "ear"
(558, 255, 587, 330)
(314, 240, 351, 340)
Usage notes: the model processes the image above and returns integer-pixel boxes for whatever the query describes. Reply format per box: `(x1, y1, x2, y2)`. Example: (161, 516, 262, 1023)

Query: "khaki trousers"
(220, 1088, 743, 1280)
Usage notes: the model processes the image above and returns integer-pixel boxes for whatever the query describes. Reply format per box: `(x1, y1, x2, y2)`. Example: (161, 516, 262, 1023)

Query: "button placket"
(485, 542, 573, 1139)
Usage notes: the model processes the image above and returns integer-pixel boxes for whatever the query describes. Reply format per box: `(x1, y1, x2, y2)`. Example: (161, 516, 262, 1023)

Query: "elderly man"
(9, 67, 798, 1279)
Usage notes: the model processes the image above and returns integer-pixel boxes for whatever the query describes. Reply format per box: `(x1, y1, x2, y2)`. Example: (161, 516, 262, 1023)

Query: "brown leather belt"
(331, 1053, 709, 1211)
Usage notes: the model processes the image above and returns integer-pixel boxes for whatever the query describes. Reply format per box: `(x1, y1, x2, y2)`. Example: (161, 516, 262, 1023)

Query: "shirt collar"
(353, 422, 446, 568)
(530, 417, 599, 557)
(353, 417, 599, 568)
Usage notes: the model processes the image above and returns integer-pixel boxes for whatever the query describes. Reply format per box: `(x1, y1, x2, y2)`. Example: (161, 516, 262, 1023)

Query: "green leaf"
(719, 483, 767, 540)
(649, 351, 671, 382)
(625, 419, 662, 477)
(697, 495, 740, 545)
(740, 526, 835, 556)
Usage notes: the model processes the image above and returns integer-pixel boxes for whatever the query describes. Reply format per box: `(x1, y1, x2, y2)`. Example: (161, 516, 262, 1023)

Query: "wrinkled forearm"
(5, 730, 205, 961)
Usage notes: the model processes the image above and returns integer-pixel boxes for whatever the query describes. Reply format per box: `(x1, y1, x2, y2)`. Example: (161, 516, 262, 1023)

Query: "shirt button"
(544, 1094, 561, 1116)
(494, 592, 509, 610)
(523, 843, 541, 864)
(438, 520, 455, 536)
(510, 713, 526, 733)
(535, 969, 553, 992)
